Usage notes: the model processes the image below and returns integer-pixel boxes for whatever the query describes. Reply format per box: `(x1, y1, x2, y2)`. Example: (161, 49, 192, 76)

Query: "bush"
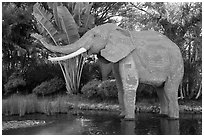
(3, 63, 64, 96)
(80, 60, 114, 87)
(97, 80, 118, 98)
(136, 84, 157, 100)
(32, 77, 65, 96)
(81, 79, 101, 98)
(4, 77, 26, 95)
(81, 79, 118, 100)
(81, 79, 158, 101)
(80, 62, 101, 86)
(25, 63, 63, 93)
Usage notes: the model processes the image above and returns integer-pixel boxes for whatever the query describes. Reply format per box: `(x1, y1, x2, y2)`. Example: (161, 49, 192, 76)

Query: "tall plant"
(32, 2, 94, 94)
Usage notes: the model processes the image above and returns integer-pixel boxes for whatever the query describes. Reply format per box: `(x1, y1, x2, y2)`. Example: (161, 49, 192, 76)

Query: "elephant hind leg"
(156, 87, 168, 116)
(163, 77, 180, 119)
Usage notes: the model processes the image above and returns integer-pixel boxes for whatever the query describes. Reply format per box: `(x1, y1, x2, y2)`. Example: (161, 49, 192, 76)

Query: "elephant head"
(39, 23, 135, 63)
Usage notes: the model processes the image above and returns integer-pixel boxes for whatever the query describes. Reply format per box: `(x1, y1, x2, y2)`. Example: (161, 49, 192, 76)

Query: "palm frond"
(33, 3, 58, 45)
(57, 5, 80, 44)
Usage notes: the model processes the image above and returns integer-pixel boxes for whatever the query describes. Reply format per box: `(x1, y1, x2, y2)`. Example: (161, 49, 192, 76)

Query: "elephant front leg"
(119, 56, 138, 120)
(112, 63, 126, 117)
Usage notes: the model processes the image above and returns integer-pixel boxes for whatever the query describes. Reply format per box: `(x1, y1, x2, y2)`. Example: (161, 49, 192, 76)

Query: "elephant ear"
(101, 28, 135, 63)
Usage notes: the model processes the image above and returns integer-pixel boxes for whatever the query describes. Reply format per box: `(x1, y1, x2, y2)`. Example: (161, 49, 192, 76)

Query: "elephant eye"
(93, 33, 101, 38)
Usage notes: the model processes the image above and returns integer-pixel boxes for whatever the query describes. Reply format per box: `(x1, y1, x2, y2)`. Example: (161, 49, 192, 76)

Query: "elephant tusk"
(48, 47, 87, 61)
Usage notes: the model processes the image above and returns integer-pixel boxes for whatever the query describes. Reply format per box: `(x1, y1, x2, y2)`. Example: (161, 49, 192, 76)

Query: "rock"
(2, 120, 46, 130)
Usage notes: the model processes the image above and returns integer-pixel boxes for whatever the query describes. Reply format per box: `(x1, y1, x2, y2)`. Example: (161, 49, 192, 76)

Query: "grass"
(3, 94, 35, 116)
(2, 94, 71, 116)
(2, 94, 202, 117)
(2, 94, 118, 116)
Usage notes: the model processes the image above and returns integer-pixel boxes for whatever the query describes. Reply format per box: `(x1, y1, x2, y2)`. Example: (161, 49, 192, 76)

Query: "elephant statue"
(36, 23, 184, 120)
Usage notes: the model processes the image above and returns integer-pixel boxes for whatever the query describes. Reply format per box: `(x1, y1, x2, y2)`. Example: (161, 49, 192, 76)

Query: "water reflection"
(120, 117, 180, 135)
(160, 118, 179, 135)
(121, 120, 135, 134)
(2, 112, 201, 135)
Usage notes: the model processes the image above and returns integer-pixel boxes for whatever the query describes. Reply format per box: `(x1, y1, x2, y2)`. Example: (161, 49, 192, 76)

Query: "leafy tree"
(92, 2, 126, 25)
(2, 3, 34, 77)
(2, 2, 34, 94)
(2, 2, 63, 95)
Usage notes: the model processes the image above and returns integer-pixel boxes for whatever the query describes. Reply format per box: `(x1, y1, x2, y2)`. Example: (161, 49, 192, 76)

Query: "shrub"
(97, 80, 118, 98)
(81, 79, 158, 101)
(81, 79, 118, 100)
(25, 63, 63, 93)
(80, 60, 114, 87)
(81, 79, 101, 98)
(80, 62, 101, 86)
(4, 77, 26, 95)
(32, 77, 65, 96)
(136, 84, 157, 100)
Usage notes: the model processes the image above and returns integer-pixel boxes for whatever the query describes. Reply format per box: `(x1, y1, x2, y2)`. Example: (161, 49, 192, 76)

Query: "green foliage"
(33, 3, 60, 44)
(81, 79, 158, 101)
(4, 74, 26, 95)
(80, 57, 114, 87)
(81, 79, 101, 98)
(92, 2, 126, 25)
(81, 79, 118, 100)
(2, 94, 70, 116)
(25, 63, 63, 92)
(2, 3, 36, 74)
(49, 96, 68, 114)
(32, 77, 65, 96)
(136, 84, 157, 100)
(3, 62, 63, 96)
(57, 4, 80, 43)
(2, 94, 38, 116)
(32, 2, 95, 94)
(2, 2, 55, 96)
(80, 61, 101, 86)
(98, 80, 118, 98)
(33, 3, 80, 45)
(3, 2, 201, 99)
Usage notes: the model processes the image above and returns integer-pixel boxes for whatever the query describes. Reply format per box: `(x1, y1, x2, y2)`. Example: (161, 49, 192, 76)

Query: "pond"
(2, 111, 202, 135)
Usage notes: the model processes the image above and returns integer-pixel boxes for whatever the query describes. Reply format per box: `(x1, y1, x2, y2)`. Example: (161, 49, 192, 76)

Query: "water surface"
(2, 111, 202, 135)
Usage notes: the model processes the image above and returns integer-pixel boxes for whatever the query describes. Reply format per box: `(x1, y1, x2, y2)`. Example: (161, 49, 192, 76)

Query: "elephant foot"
(124, 116, 135, 121)
(119, 113, 135, 121)
(168, 115, 179, 120)
(159, 113, 169, 118)
(119, 112, 125, 118)
(123, 113, 135, 120)
(160, 111, 179, 119)
(159, 108, 168, 117)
